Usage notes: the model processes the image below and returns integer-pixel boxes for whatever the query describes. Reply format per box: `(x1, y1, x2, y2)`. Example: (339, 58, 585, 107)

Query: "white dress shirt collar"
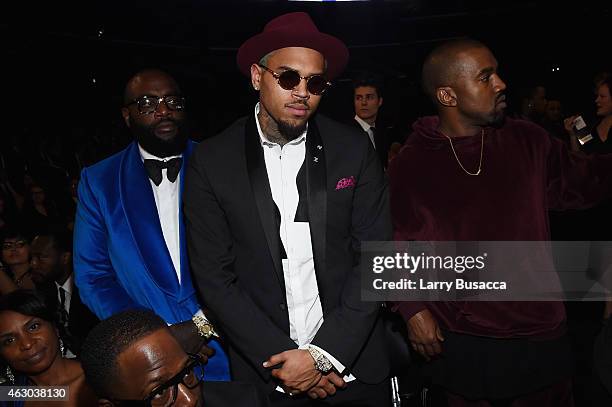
(55, 274, 73, 297)
(138, 144, 182, 162)
(354, 115, 377, 149)
(354, 114, 374, 132)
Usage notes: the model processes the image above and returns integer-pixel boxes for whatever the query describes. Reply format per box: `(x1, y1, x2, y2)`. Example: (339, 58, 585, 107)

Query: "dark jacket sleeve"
(310, 135, 391, 369)
(183, 147, 297, 382)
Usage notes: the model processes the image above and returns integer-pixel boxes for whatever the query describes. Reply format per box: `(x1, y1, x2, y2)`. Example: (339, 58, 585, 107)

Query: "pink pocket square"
(335, 176, 356, 190)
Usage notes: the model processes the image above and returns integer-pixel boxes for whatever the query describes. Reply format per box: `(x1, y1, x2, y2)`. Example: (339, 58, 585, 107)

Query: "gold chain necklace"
(442, 128, 484, 176)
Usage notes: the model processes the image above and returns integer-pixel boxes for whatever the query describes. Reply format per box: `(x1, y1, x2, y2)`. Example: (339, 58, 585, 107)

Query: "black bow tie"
(143, 157, 182, 186)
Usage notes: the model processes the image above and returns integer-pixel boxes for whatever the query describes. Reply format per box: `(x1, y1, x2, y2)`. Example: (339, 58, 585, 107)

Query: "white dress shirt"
(56, 275, 76, 358)
(139, 145, 183, 282)
(354, 114, 377, 150)
(139, 145, 206, 322)
(56, 274, 73, 315)
(255, 105, 355, 385)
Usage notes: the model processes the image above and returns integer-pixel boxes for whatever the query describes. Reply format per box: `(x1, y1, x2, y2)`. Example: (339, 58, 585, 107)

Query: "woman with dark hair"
(0, 229, 34, 295)
(0, 290, 96, 406)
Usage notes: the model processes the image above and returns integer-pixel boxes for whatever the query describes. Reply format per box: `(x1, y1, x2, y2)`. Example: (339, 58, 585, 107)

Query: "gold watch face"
(202, 324, 212, 337)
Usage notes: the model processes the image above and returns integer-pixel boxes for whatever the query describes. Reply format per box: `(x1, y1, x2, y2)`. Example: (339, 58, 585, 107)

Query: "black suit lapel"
(68, 283, 82, 328)
(305, 121, 327, 304)
(373, 127, 388, 169)
(294, 162, 308, 222)
(68, 282, 99, 347)
(244, 116, 286, 293)
(351, 117, 364, 133)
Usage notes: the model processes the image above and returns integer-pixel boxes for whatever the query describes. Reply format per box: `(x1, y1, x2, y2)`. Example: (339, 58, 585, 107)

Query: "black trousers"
(268, 379, 391, 407)
(425, 330, 573, 400)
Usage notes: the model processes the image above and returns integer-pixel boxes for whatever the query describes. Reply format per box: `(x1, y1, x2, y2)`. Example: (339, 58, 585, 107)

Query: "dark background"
(2, 0, 611, 144)
(1, 2, 611, 404)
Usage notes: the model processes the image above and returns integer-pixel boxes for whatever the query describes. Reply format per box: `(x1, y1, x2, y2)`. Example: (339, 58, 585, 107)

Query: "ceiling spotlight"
(92, 78, 97, 84)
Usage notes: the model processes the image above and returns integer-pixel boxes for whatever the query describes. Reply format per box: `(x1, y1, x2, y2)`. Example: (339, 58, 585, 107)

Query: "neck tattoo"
(258, 111, 289, 146)
(441, 128, 485, 176)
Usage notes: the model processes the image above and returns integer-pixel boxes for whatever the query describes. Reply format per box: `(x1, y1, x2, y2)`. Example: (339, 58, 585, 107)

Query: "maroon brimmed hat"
(237, 12, 349, 80)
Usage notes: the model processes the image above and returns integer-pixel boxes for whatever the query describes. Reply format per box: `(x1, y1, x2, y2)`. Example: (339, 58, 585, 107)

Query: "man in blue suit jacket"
(73, 69, 230, 381)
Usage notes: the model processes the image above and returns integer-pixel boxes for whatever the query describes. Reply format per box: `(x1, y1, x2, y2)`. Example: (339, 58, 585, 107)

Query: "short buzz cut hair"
(421, 38, 488, 103)
(257, 51, 328, 73)
(122, 68, 179, 105)
(33, 230, 73, 254)
(80, 309, 167, 398)
(258, 51, 276, 67)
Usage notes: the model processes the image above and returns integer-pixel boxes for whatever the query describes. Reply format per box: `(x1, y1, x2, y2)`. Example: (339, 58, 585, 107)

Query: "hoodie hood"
(411, 115, 443, 140)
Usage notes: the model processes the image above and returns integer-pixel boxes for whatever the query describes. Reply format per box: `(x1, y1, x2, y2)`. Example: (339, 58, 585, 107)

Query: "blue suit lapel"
(178, 141, 196, 300)
(120, 142, 180, 295)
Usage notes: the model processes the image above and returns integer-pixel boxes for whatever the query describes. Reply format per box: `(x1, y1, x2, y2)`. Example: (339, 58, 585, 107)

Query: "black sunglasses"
(258, 64, 331, 95)
(112, 354, 203, 407)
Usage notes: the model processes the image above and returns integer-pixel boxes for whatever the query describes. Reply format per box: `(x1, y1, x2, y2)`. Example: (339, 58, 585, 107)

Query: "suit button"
(279, 303, 286, 310)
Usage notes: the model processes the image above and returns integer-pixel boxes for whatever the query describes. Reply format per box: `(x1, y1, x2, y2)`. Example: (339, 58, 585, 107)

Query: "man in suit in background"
(73, 69, 230, 380)
(30, 232, 99, 357)
(184, 12, 395, 406)
(351, 71, 389, 169)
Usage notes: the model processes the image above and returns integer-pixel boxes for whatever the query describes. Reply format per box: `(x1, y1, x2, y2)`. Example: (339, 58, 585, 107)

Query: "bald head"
(123, 69, 180, 105)
(421, 39, 488, 103)
(120, 68, 187, 157)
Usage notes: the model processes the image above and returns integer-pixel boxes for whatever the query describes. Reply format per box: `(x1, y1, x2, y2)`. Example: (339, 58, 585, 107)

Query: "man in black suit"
(351, 72, 390, 169)
(29, 232, 98, 357)
(184, 11, 394, 407)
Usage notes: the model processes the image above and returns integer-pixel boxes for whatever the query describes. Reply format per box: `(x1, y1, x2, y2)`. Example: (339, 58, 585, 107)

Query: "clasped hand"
(263, 349, 346, 399)
(407, 309, 444, 361)
(169, 320, 215, 364)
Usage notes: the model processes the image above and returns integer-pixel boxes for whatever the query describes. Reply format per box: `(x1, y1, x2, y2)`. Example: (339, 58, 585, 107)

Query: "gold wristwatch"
(192, 314, 219, 340)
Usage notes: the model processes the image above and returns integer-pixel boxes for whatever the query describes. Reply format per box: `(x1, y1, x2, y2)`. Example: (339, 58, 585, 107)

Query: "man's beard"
(489, 111, 506, 128)
(130, 117, 188, 157)
(31, 267, 63, 286)
(277, 119, 307, 142)
(489, 94, 507, 128)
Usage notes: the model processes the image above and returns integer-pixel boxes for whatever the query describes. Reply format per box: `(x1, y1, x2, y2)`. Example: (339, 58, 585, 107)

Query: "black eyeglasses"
(113, 354, 203, 407)
(125, 95, 186, 115)
(258, 64, 331, 95)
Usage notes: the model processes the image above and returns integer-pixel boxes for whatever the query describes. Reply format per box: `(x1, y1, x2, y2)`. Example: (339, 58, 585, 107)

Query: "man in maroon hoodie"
(389, 39, 612, 406)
